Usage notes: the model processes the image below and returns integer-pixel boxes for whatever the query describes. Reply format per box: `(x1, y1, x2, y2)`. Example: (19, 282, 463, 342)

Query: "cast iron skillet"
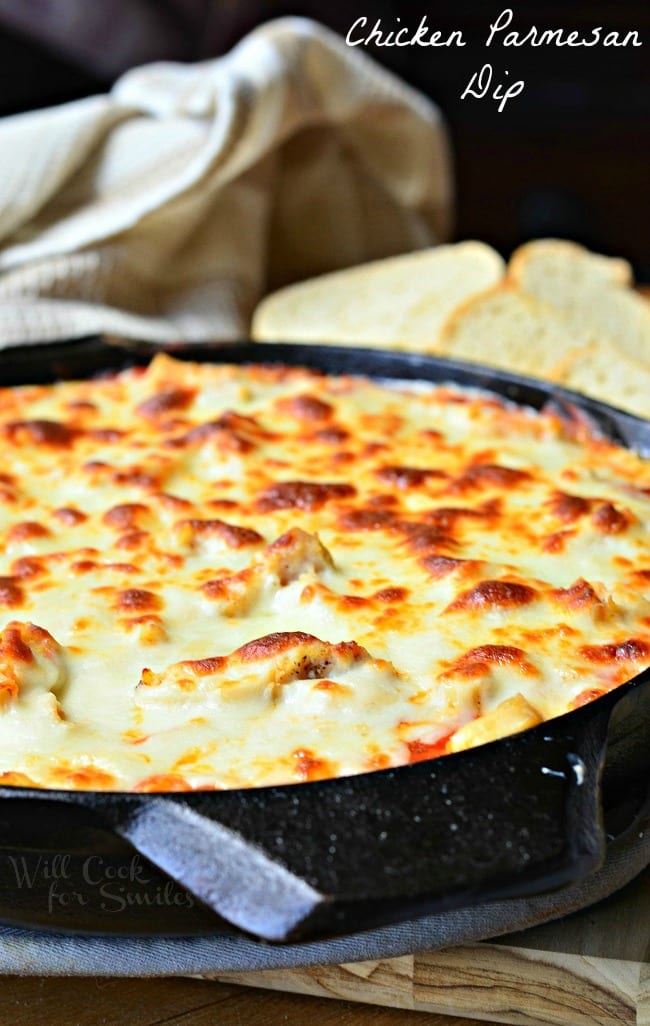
(0, 338, 648, 943)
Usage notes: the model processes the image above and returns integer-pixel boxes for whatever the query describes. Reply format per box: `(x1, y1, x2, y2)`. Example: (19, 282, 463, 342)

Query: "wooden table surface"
(0, 975, 503, 1025)
(2, 865, 648, 1025)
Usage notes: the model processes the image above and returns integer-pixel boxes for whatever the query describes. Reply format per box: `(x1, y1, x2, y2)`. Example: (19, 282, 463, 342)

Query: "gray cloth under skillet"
(0, 819, 647, 976)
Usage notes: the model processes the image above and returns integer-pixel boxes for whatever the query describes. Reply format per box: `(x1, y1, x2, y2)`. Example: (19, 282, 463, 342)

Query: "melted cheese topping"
(0, 354, 648, 791)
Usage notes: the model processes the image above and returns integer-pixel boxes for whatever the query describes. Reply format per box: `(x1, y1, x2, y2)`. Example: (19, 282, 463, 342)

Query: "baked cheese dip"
(0, 354, 648, 791)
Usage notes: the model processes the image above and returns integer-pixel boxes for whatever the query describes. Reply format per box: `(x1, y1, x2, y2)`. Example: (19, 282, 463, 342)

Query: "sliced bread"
(437, 284, 594, 380)
(438, 283, 650, 418)
(508, 239, 633, 291)
(509, 239, 650, 370)
(252, 241, 505, 350)
(561, 342, 650, 419)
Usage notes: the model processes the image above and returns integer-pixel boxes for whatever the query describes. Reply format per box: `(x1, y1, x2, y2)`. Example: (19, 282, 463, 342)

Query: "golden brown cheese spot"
(373, 586, 409, 603)
(0, 577, 24, 608)
(339, 508, 395, 531)
(548, 491, 592, 523)
(136, 388, 195, 420)
(50, 765, 117, 790)
(183, 411, 267, 454)
(70, 559, 99, 574)
(6, 521, 50, 544)
(201, 573, 249, 606)
(216, 410, 266, 437)
(451, 645, 538, 676)
(87, 428, 124, 444)
(579, 639, 649, 663)
(52, 507, 87, 526)
(236, 631, 321, 663)
(446, 579, 537, 613)
(4, 419, 77, 447)
(257, 480, 355, 513)
(592, 502, 633, 534)
(631, 569, 650, 587)
(375, 465, 445, 488)
(0, 473, 18, 504)
(339, 594, 370, 610)
(406, 735, 453, 764)
(0, 623, 35, 664)
(111, 467, 160, 489)
(10, 557, 46, 580)
(207, 497, 238, 511)
(540, 529, 574, 553)
(66, 399, 97, 412)
(311, 427, 349, 444)
(0, 771, 39, 787)
(152, 492, 194, 512)
(103, 503, 151, 530)
(180, 657, 227, 677)
(175, 518, 263, 549)
(115, 530, 150, 551)
(449, 463, 530, 493)
(181, 420, 255, 454)
(367, 494, 398, 509)
(113, 589, 162, 612)
(425, 500, 501, 532)
(551, 579, 601, 609)
(398, 523, 458, 554)
(366, 752, 392, 771)
(134, 773, 192, 792)
(123, 615, 167, 645)
(276, 394, 333, 421)
(329, 451, 355, 467)
(570, 687, 606, 710)
(363, 441, 388, 457)
(439, 660, 488, 682)
(291, 748, 337, 782)
(313, 679, 353, 696)
(420, 555, 480, 580)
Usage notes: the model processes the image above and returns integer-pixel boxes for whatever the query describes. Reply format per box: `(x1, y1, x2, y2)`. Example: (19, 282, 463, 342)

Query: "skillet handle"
(97, 791, 326, 941)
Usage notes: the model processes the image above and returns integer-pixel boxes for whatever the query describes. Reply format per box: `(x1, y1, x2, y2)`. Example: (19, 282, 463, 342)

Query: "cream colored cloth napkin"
(0, 17, 452, 348)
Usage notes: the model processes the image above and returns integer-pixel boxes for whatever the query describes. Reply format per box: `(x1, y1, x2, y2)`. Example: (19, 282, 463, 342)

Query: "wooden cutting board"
(210, 866, 649, 1026)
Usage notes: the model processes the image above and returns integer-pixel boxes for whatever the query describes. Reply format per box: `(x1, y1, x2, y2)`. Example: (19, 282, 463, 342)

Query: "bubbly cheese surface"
(0, 354, 648, 791)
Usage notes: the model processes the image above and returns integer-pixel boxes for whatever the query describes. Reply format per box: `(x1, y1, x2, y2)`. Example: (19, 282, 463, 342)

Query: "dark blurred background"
(0, 0, 647, 278)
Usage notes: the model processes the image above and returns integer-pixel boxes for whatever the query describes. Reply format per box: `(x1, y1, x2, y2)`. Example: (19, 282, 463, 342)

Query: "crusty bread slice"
(437, 283, 650, 418)
(508, 239, 633, 291)
(561, 340, 650, 419)
(509, 239, 650, 370)
(438, 284, 593, 380)
(252, 241, 505, 351)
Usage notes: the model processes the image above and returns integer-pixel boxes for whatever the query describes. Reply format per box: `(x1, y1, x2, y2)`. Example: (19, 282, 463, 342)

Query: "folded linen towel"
(0, 17, 452, 348)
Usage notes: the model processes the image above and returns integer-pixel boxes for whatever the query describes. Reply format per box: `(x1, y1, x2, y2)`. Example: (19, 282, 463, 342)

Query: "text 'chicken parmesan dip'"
(0, 353, 648, 791)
